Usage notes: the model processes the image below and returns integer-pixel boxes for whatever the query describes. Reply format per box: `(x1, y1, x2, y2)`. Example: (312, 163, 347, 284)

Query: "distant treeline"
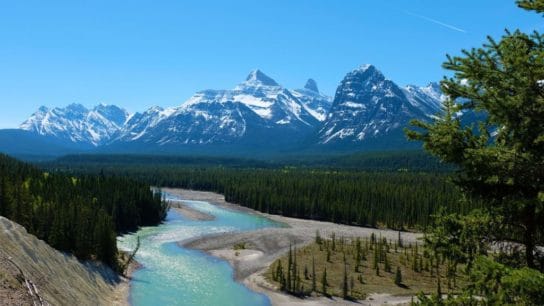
(0, 154, 168, 269)
(45, 157, 473, 230)
(51, 150, 454, 172)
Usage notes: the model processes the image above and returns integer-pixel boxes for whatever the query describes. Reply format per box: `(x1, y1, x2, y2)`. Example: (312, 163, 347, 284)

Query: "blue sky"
(0, 0, 541, 128)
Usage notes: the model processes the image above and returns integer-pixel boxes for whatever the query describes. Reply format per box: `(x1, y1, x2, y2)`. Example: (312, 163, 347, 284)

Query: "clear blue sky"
(0, 0, 541, 128)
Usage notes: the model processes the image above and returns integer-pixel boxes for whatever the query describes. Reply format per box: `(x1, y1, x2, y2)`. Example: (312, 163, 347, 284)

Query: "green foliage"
(311, 256, 316, 292)
(467, 256, 544, 305)
(51, 150, 454, 172)
(321, 267, 328, 295)
(342, 253, 349, 299)
(406, 2, 544, 269)
(395, 266, 402, 286)
(0, 154, 167, 269)
(417, 257, 544, 305)
(48, 163, 473, 230)
(517, 0, 544, 12)
(409, 4, 544, 303)
(424, 209, 496, 271)
(233, 242, 247, 250)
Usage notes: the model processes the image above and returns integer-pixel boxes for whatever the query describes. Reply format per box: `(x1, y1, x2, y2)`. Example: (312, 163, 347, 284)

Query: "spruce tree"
(293, 246, 298, 292)
(518, 0, 544, 12)
(406, 1, 544, 269)
(350, 276, 355, 297)
(384, 253, 391, 273)
(342, 253, 349, 299)
(287, 244, 292, 292)
(395, 267, 402, 286)
(311, 256, 316, 293)
(321, 267, 328, 296)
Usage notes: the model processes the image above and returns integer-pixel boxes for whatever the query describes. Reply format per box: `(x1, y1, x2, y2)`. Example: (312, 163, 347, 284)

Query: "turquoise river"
(117, 191, 281, 306)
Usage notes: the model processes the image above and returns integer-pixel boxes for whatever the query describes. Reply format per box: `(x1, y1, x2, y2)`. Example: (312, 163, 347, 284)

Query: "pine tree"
(384, 253, 391, 273)
(406, 2, 544, 269)
(350, 276, 355, 296)
(342, 253, 349, 299)
(277, 261, 286, 290)
(287, 244, 292, 292)
(395, 267, 402, 286)
(355, 238, 361, 272)
(373, 247, 379, 269)
(311, 256, 316, 293)
(518, 0, 544, 12)
(321, 267, 328, 296)
(293, 246, 298, 292)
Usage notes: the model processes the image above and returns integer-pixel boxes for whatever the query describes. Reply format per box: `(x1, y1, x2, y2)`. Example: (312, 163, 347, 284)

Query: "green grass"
(265, 234, 466, 300)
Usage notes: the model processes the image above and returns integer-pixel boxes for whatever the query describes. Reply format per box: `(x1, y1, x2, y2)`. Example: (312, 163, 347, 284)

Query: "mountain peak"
(304, 78, 319, 92)
(92, 104, 129, 126)
(346, 64, 387, 84)
(65, 103, 88, 113)
(353, 64, 383, 76)
(427, 81, 441, 91)
(356, 64, 376, 72)
(94, 103, 121, 111)
(244, 69, 279, 87)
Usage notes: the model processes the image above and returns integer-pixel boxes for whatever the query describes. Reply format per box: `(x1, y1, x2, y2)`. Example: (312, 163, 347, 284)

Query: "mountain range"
(1, 65, 445, 157)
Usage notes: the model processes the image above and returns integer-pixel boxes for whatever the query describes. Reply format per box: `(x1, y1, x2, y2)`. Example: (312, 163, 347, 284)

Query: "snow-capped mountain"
(404, 82, 445, 117)
(291, 79, 333, 121)
(20, 104, 130, 146)
(14, 66, 444, 154)
(317, 65, 442, 148)
(115, 106, 176, 142)
(113, 70, 324, 146)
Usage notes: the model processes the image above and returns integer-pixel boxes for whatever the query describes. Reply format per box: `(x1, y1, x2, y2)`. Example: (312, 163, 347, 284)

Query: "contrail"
(405, 11, 467, 33)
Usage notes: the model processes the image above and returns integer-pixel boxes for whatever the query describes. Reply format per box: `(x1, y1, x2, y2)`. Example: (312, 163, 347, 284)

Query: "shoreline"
(112, 253, 142, 306)
(168, 199, 216, 221)
(168, 188, 420, 306)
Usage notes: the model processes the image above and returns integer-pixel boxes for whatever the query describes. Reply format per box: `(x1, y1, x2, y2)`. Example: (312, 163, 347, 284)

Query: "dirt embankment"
(0, 217, 128, 306)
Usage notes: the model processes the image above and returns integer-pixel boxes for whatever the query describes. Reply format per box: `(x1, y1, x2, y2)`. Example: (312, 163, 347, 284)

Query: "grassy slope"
(265, 236, 466, 300)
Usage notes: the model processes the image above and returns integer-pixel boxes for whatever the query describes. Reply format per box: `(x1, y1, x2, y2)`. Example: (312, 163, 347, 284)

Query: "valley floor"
(164, 188, 423, 306)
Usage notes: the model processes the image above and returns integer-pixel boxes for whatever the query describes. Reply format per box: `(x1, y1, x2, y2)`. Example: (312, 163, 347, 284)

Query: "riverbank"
(0, 216, 124, 306)
(166, 188, 421, 306)
(168, 199, 216, 221)
(112, 253, 143, 306)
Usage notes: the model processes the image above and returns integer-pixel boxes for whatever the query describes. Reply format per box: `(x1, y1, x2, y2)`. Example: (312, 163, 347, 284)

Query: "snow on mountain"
(114, 106, 175, 142)
(404, 82, 445, 116)
(17, 66, 442, 152)
(291, 79, 333, 122)
(317, 65, 442, 146)
(20, 103, 130, 146)
(113, 70, 322, 146)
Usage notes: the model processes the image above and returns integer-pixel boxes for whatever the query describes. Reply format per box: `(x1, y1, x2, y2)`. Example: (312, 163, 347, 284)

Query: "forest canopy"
(0, 154, 168, 269)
